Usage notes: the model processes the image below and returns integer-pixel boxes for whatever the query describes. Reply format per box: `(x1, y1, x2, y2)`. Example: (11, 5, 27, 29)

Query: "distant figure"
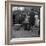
(34, 15, 40, 36)
(23, 14, 30, 30)
(34, 15, 39, 27)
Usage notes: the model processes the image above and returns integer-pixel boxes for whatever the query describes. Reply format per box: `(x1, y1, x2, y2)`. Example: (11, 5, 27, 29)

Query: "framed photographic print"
(5, 1, 45, 45)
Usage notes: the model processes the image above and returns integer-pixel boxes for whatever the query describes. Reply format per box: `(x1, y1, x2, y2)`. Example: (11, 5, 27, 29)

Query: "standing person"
(34, 15, 40, 36)
(34, 15, 40, 27)
(22, 13, 30, 31)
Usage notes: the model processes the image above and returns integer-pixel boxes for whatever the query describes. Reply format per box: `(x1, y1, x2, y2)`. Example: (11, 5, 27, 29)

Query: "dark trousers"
(23, 23, 30, 31)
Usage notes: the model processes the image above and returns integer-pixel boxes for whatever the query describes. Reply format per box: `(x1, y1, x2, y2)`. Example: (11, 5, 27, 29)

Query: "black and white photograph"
(5, 1, 45, 44)
(11, 6, 40, 38)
